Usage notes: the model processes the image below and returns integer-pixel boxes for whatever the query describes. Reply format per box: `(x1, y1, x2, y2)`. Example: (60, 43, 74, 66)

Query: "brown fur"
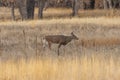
(43, 32, 78, 56)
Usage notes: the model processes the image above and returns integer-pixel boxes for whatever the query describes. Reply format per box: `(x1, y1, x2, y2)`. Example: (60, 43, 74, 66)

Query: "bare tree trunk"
(107, 0, 112, 9)
(38, 0, 46, 19)
(17, 0, 28, 20)
(91, 0, 95, 9)
(103, 0, 112, 9)
(44, 1, 49, 11)
(10, 0, 35, 20)
(27, 0, 35, 19)
(72, 0, 79, 16)
(0, 0, 2, 7)
(119, 1, 120, 8)
(112, 0, 120, 8)
(18, 6, 28, 20)
(103, 0, 108, 9)
(79, 0, 84, 9)
(11, 2, 15, 20)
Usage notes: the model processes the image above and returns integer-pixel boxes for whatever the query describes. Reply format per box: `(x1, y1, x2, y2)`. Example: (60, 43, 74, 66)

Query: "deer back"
(45, 35, 65, 43)
(45, 35, 74, 45)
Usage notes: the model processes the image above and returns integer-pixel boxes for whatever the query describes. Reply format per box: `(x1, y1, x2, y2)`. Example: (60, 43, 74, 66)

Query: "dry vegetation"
(0, 7, 120, 21)
(0, 55, 120, 80)
(0, 7, 120, 80)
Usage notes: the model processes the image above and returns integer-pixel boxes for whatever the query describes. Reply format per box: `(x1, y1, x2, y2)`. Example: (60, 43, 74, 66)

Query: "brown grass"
(0, 55, 119, 80)
(0, 7, 120, 21)
(0, 7, 120, 80)
(0, 17, 120, 57)
(80, 37, 120, 47)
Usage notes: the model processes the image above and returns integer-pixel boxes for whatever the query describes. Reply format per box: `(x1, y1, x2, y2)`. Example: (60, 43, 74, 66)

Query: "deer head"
(71, 32, 79, 40)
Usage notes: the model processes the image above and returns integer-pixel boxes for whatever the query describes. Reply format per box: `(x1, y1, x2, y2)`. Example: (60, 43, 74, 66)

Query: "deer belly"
(52, 40, 61, 44)
(47, 39, 61, 44)
(62, 43, 67, 45)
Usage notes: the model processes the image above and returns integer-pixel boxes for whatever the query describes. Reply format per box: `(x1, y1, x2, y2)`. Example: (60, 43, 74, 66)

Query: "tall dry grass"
(0, 7, 120, 21)
(0, 7, 120, 80)
(0, 55, 119, 80)
(0, 17, 120, 58)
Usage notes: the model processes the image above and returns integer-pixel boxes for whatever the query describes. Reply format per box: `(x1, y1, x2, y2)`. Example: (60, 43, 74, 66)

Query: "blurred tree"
(103, 0, 112, 9)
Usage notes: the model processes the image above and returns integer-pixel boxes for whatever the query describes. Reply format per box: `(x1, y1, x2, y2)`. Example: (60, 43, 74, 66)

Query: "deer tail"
(42, 36, 48, 49)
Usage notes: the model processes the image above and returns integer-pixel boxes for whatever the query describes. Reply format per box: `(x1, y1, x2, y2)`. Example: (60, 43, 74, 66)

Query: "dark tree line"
(0, 0, 80, 20)
(0, 0, 120, 20)
(43, 0, 120, 9)
(1, 0, 120, 9)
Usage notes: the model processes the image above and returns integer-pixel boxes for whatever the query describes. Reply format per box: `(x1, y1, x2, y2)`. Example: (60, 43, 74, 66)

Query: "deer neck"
(67, 36, 74, 41)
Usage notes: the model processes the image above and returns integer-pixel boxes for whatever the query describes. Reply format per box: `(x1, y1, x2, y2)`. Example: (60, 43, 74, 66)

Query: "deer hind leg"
(58, 44, 62, 56)
(48, 42, 51, 50)
(42, 38, 51, 50)
(42, 38, 48, 49)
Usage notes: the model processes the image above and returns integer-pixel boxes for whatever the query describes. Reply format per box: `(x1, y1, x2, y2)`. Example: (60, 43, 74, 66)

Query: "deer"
(42, 32, 79, 56)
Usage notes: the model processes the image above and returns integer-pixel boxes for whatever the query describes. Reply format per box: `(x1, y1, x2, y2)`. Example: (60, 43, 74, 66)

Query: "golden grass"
(0, 7, 120, 21)
(0, 17, 120, 48)
(0, 17, 120, 26)
(80, 37, 120, 47)
(0, 7, 120, 80)
(0, 55, 119, 80)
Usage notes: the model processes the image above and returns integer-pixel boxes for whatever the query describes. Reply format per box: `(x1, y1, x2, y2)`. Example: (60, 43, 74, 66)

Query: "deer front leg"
(58, 44, 62, 56)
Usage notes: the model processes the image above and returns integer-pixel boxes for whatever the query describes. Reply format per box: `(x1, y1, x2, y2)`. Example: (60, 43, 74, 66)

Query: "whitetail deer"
(42, 32, 79, 56)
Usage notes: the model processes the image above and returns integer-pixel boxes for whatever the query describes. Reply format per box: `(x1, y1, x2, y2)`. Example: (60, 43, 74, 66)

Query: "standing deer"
(42, 32, 79, 56)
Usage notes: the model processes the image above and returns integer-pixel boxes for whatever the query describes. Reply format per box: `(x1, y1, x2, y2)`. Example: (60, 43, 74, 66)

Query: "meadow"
(0, 7, 120, 80)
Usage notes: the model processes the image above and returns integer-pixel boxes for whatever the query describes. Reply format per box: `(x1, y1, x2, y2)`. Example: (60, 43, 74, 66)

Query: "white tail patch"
(42, 37, 48, 49)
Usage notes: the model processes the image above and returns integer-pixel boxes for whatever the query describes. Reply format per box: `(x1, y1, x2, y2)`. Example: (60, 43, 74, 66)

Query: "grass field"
(0, 7, 120, 21)
(0, 7, 120, 80)
(0, 55, 120, 80)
